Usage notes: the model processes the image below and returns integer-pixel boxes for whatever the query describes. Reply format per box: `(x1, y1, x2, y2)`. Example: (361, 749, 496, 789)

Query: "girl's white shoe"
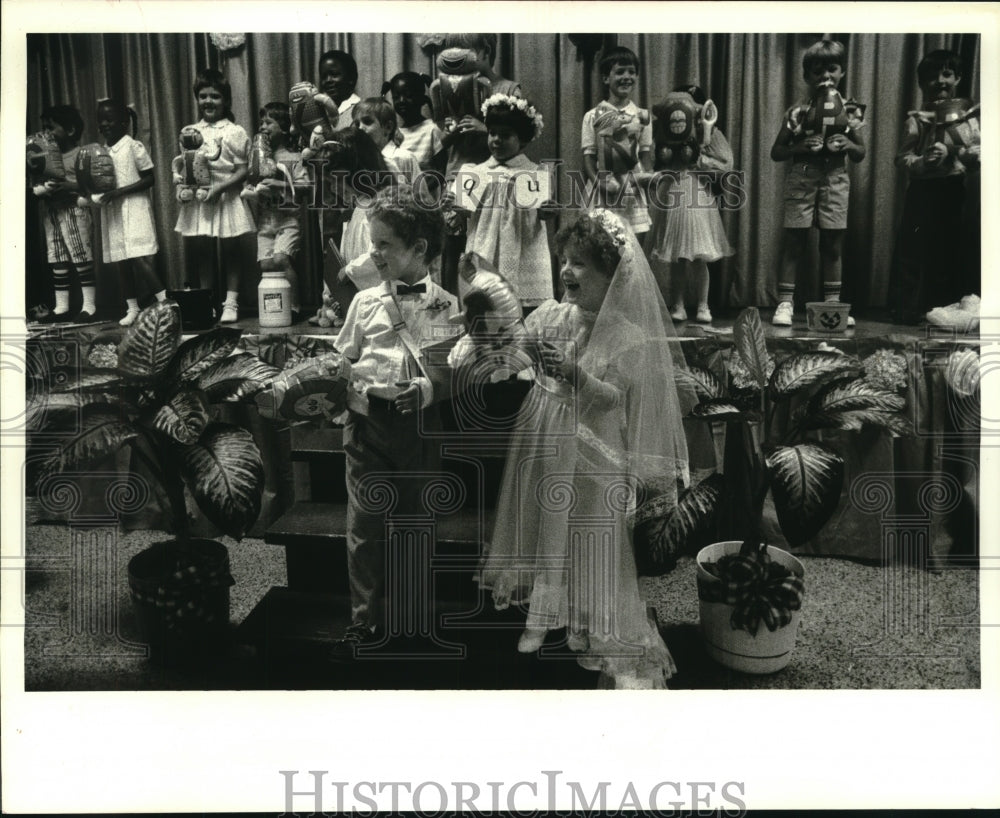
(119, 309, 140, 327)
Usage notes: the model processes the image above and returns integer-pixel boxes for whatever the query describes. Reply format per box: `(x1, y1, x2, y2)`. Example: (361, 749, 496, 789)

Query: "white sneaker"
(119, 309, 140, 327)
(670, 305, 687, 322)
(772, 301, 793, 326)
(695, 305, 713, 323)
(220, 303, 238, 323)
(846, 315, 856, 328)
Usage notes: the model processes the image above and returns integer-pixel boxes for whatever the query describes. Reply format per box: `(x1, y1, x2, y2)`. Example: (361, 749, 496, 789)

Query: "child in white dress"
(174, 68, 256, 323)
(446, 94, 555, 309)
(91, 99, 166, 325)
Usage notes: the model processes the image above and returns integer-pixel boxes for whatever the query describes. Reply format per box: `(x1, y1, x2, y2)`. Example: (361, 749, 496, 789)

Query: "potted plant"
(637, 308, 911, 672)
(27, 300, 281, 659)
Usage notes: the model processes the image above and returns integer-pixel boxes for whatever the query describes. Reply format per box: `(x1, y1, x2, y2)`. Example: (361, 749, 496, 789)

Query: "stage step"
(236, 586, 600, 690)
(265, 501, 493, 594)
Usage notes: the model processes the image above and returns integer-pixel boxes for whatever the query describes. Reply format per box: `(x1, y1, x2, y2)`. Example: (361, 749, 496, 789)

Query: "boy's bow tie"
(396, 283, 426, 295)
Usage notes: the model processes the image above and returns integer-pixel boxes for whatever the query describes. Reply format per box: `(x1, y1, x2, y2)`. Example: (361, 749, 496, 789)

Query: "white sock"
(154, 290, 167, 302)
(80, 285, 97, 313)
(54, 290, 70, 314)
(124, 298, 139, 314)
(224, 289, 239, 307)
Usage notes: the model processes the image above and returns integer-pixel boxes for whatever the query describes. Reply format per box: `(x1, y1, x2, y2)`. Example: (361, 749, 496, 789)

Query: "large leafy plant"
(639, 308, 911, 571)
(28, 300, 281, 542)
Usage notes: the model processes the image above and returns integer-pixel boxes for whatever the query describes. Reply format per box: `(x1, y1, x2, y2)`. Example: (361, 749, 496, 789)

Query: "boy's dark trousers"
(890, 175, 965, 321)
(343, 401, 443, 633)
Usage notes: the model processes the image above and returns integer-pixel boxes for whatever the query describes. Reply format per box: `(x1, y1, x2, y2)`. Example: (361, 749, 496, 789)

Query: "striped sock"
(823, 281, 842, 302)
(52, 265, 70, 313)
(777, 283, 795, 305)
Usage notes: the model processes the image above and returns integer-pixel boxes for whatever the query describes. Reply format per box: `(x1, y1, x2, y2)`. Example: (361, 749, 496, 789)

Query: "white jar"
(257, 271, 292, 328)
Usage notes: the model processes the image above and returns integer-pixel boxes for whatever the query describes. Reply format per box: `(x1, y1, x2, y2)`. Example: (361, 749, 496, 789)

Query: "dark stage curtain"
(26, 32, 980, 315)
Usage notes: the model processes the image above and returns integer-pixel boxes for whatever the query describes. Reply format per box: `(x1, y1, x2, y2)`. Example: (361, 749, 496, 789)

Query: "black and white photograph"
(3, 1, 999, 813)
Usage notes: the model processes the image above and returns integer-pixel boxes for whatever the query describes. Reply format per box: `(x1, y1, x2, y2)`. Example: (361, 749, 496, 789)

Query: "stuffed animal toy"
(288, 81, 339, 160)
(241, 130, 296, 202)
(170, 126, 222, 202)
(787, 81, 867, 151)
(313, 290, 344, 329)
(929, 98, 979, 157)
(651, 91, 718, 169)
(591, 100, 652, 177)
(247, 130, 278, 186)
(26, 131, 66, 183)
(74, 143, 117, 195)
(428, 41, 493, 126)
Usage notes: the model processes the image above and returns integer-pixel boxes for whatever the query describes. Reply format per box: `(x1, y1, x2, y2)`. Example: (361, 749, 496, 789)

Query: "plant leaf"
(769, 352, 861, 399)
(733, 307, 769, 389)
(645, 473, 726, 571)
(160, 327, 243, 391)
(767, 443, 844, 546)
(151, 388, 211, 445)
(675, 365, 724, 401)
(195, 353, 281, 402)
(33, 408, 138, 485)
(49, 368, 126, 394)
(811, 379, 906, 415)
(179, 422, 264, 540)
(690, 398, 761, 422)
(26, 391, 125, 432)
(117, 300, 181, 378)
(828, 409, 914, 437)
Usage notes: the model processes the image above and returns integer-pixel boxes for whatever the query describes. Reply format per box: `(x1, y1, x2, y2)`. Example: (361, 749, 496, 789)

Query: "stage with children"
(20, 32, 983, 691)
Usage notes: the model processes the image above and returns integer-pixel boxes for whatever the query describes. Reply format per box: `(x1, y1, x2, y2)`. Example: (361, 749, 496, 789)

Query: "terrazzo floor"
(19, 523, 981, 691)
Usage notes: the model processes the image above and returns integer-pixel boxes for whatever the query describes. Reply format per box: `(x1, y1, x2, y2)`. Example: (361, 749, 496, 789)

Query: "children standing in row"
(92, 99, 167, 325)
(174, 68, 256, 323)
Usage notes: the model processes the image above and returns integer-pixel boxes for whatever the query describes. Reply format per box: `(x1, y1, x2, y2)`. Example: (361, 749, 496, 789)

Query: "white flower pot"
(696, 541, 805, 674)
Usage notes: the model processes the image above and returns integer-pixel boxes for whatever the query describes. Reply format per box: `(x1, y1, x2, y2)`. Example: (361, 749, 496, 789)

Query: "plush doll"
(428, 41, 493, 125)
(787, 81, 867, 150)
(26, 131, 66, 183)
(74, 143, 117, 195)
(170, 126, 222, 203)
(651, 91, 718, 169)
(288, 81, 339, 160)
(314, 290, 344, 328)
(591, 100, 652, 177)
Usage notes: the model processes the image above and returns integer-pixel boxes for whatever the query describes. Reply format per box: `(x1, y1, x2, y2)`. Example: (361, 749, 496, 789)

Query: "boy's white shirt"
(333, 273, 460, 408)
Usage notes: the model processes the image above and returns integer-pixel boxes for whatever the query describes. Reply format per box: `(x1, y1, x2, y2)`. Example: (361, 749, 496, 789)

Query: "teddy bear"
(170, 126, 222, 202)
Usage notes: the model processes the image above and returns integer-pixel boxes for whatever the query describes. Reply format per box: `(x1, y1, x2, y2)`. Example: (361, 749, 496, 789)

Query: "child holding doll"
(92, 98, 166, 325)
(174, 68, 256, 323)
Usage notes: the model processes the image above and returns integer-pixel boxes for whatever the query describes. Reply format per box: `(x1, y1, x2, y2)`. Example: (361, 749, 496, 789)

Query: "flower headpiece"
(590, 208, 627, 250)
(481, 93, 544, 139)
